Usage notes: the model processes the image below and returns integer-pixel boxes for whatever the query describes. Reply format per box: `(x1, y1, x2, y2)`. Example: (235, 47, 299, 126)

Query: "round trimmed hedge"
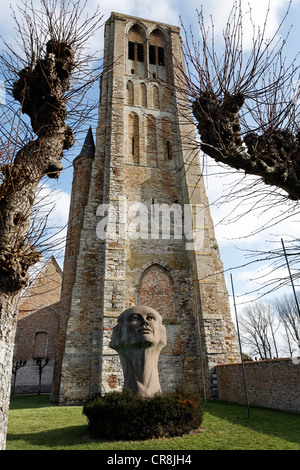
(82, 386, 204, 441)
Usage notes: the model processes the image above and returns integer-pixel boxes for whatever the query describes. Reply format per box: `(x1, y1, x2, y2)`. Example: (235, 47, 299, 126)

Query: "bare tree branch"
(175, 1, 300, 200)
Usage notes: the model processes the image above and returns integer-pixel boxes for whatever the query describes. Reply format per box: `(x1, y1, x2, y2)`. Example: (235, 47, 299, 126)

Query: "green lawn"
(6, 394, 300, 450)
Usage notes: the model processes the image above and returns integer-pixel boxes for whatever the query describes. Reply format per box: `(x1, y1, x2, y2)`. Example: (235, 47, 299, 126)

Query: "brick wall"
(13, 256, 62, 394)
(15, 305, 60, 361)
(216, 358, 300, 414)
(18, 256, 62, 320)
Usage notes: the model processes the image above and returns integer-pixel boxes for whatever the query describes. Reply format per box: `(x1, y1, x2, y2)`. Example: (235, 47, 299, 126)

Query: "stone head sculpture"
(109, 305, 167, 397)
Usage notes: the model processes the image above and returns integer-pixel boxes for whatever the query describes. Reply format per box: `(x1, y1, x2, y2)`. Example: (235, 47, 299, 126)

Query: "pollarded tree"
(0, 0, 103, 450)
(178, 1, 300, 201)
(167, 1, 300, 296)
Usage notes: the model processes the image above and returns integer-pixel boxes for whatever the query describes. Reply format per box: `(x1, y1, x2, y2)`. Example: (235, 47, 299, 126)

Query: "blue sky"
(1, 0, 300, 315)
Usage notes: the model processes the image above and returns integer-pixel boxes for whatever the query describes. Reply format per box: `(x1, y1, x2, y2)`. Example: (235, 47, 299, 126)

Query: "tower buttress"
(51, 128, 95, 402)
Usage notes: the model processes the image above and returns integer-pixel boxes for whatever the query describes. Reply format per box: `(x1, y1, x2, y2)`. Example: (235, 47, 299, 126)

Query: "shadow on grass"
(8, 395, 300, 450)
(6, 425, 89, 449)
(206, 400, 300, 447)
(9, 394, 55, 410)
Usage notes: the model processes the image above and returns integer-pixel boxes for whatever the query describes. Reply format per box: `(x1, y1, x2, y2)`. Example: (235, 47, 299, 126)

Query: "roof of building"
(77, 127, 95, 158)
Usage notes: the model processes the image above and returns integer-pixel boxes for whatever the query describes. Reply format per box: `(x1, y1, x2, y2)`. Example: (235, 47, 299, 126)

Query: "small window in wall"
(167, 141, 172, 160)
(111, 294, 117, 309)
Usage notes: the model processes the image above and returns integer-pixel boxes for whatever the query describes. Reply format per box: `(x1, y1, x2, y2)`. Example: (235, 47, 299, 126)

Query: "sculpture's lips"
(138, 328, 153, 334)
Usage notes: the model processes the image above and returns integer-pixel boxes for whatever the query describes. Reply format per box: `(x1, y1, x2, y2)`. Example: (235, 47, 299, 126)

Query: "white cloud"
(34, 183, 71, 265)
(99, 0, 179, 23)
(179, 0, 299, 50)
(87, 0, 181, 53)
(36, 183, 70, 226)
(205, 163, 300, 250)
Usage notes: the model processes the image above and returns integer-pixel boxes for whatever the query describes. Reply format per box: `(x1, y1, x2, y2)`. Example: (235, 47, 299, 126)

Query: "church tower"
(52, 12, 239, 405)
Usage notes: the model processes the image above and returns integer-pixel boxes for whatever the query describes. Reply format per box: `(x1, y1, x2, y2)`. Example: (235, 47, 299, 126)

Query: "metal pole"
(230, 274, 250, 418)
(281, 238, 300, 320)
(195, 293, 207, 406)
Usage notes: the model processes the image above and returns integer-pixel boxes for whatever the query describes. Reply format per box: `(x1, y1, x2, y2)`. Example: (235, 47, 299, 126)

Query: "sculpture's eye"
(128, 314, 141, 322)
(147, 315, 156, 321)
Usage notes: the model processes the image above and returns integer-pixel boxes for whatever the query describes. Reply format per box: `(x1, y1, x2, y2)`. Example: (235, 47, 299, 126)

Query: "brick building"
(51, 12, 240, 405)
(12, 256, 62, 394)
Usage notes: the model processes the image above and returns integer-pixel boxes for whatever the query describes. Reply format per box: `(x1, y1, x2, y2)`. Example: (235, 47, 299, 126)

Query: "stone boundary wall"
(216, 358, 300, 414)
(11, 359, 54, 395)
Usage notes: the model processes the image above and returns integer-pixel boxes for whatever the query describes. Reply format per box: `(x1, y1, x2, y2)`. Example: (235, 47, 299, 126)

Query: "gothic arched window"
(161, 117, 174, 161)
(140, 83, 147, 107)
(152, 85, 160, 109)
(128, 24, 146, 78)
(127, 80, 134, 105)
(149, 29, 167, 80)
(146, 115, 157, 166)
(128, 112, 140, 164)
(139, 264, 175, 318)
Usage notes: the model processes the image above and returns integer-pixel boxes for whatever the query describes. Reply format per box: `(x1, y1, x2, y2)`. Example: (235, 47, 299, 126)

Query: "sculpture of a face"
(110, 305, 167, 351)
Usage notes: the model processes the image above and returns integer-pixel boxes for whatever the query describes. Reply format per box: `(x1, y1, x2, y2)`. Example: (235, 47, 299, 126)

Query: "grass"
(6, 394, 300, 450)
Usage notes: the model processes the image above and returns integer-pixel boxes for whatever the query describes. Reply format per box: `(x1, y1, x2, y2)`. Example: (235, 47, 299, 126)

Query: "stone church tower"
(51, 12, 239, 405)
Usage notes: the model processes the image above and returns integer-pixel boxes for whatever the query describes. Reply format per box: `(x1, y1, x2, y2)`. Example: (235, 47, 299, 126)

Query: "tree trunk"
(0, 0, 101, 449)
(0, 292, 21, 450)
(0, 130, 69, 449)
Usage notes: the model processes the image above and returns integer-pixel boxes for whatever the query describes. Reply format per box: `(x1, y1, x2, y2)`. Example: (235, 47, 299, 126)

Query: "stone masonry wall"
(12, 359, 54, 395)
(216, 358, 300, 414)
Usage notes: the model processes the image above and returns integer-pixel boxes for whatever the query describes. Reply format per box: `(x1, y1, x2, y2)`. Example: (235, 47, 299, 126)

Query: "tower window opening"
(128, 41, 135, 60)
(158, 47, 165, 66)
(149, 45, 156, 65)
(128, 41, 144, 63)
(149, 44, 165, 66)
(137, 43, 144, 62)
(132, 137, 135, 155)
